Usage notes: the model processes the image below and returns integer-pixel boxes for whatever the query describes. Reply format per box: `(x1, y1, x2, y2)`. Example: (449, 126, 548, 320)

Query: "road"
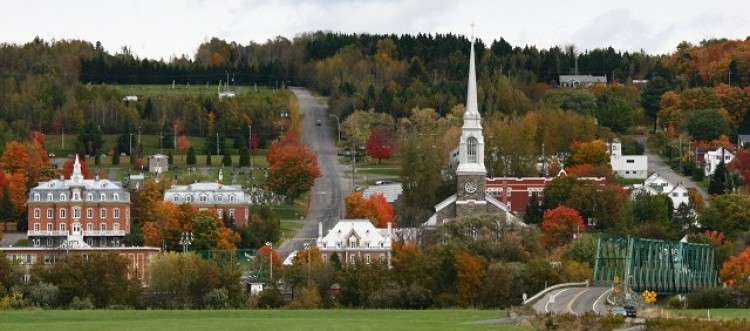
(532, 287, 612, 316)
(277, 87, 348, 259)
(638, 135, 709, 203)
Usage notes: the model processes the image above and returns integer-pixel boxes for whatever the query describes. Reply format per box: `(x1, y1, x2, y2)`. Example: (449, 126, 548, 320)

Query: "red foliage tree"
(720, 247, 750, 286)
(345, 192, 395, 228)
(541, 206, 586, 247)
(266, 135, 321, 202)
(730, 148, 750, 184)
(366, 127, 396, 163)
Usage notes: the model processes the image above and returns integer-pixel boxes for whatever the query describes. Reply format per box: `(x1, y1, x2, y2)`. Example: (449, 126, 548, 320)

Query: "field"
(116, 84, 271, 98)
(670, 308, 750, 320)
(0, 309, 525, 331)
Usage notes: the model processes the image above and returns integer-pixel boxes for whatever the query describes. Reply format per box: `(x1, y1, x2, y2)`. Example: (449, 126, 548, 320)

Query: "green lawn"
(0, 309, 523, 331)
(115, 84, 274, 98)
(671, 308, 750, 320)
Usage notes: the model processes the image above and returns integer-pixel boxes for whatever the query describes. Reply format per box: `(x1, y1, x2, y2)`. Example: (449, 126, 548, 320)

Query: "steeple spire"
(465, 38, 479, 118)
(71, 154, 83, 183)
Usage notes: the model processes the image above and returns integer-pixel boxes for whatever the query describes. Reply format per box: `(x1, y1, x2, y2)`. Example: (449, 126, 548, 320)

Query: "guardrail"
(523, 279, 589, 305)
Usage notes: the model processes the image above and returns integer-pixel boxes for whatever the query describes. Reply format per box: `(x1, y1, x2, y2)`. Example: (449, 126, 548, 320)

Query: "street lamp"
(266, 242, 273, 281)
(179, 231, 192, 256)
(303, 242, 311, 271)
(329, 114, 340, 144)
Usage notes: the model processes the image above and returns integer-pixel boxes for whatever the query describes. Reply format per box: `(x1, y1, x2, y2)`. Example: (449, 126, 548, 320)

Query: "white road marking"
(593, 288, 613, 314)
(545, 289, 567, 313)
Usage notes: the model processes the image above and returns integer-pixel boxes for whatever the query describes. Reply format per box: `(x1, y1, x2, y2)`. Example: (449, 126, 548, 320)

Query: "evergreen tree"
(205, 153, 212, 166)
(238, 143, 250, 167)
(167, 150, 174, 165)
(186, 147, 196, 165)
(524, 192, 543, 225)
(111, 150, 120, 165)
(222, 149, 232, 166)
(708, 161, 732, 195)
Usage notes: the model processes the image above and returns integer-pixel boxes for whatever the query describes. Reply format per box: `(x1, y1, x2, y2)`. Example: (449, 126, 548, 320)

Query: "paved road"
(638, 135, 709, 204)
(532, 286, 611, 316)
(277, 88, 348, 259)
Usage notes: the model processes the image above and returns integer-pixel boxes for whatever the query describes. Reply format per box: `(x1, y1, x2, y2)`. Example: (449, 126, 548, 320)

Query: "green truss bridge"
(593, 236, 719, 294)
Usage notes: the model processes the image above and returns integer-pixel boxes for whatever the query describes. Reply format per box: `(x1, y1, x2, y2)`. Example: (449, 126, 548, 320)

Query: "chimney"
(318, 222, 323, 239)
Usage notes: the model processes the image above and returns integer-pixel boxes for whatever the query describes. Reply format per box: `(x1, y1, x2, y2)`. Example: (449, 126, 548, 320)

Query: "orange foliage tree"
(720, 247, 750, 286)
(345, 192, 395, 228)
(62, 157, 92, 179)
(266, 133, 320, 202)
(569, 140, 609, 167)
(541, 206, 586, 248)
(454, 252, 485, 308)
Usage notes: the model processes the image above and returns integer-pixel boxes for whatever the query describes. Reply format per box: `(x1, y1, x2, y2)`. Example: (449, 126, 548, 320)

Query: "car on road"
(623, 305, 637, 318)
(610, 306, 627, 317)
(316, 119, 322, 126)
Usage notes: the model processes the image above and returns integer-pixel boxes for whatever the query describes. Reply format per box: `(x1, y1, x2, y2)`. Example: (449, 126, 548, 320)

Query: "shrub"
(203, 288, 229, 309)
(27, 282, 58, 308)
(69, 296, 94, 310)
(257, 288, 285, 309)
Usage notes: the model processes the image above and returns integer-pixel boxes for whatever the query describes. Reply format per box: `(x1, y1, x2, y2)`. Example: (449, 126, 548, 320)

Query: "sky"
(2, 0, 749, 60)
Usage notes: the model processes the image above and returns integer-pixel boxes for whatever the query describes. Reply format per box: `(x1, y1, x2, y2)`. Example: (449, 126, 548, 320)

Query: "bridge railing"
(522, 279, 589, 305)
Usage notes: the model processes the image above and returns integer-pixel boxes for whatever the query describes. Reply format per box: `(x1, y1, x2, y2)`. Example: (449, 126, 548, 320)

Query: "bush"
(666, 295, 686, 309)
(69, 296, 94, 310)
(27, 282, 58, 308)
(257, 288, 285, 309)
(692, 168, 705, 181)
(203, 288, 229, 309)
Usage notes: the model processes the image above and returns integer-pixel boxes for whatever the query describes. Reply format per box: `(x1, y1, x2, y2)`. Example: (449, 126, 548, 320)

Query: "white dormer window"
(47, 193, 53, 201)
(186, 195, 193, 203)
(59, 193, 66, 201)
(467, 137, 478, 163)
(100, 193, 106, 201)
(173, 195, 179, 202)
(349, 237, 357, 248)
(199, 194, 207, 202)
(33, 193, 40, 201)
(113, 193, 119, 201)
(217, 195, 223, 202)
(229, 194, 235, 202)
(87, 193, 93, 201)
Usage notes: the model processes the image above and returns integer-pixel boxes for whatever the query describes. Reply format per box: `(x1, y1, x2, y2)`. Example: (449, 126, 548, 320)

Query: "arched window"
(87, 193, 93, 201)
(47, 193, 53, 201)
(33, 193, 40, 201)
(113, 193, 119, 201)
(229, 194, 235, 202)
(467, 137, 478, 163)
(59, 193, 66, 201)
(186, 195, 193, 203)
(199, 194, 207, 202)
(100, 193, 106, 201)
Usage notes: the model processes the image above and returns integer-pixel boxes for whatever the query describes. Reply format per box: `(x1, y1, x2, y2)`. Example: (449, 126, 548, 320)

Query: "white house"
(611, 155, 648, 179)
(701, 147, 734, 176)
(559, 75, 607, 88)
(631, 173, 691, 209)
(316, 219, 393, 268)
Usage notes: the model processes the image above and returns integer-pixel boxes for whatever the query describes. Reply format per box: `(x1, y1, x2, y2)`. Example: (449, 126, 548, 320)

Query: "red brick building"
(0, 246, 161, 284)
(27, 155, 131, 248)
(163, 182, 249, 227)
(485, 173, 608, 215)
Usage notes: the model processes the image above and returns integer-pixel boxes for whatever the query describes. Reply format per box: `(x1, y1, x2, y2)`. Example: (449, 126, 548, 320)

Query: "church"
(423, 39, 517, 228)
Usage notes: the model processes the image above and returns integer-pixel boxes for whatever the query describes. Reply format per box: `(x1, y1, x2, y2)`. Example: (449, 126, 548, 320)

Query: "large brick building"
(163, 182, 249, 227)
(485, 173, 608, 215)
(27, 155, 131, 248)
(317, 219, 393, 267)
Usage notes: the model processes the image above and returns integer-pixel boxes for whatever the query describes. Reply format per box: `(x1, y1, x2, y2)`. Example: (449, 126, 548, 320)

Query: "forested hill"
(0, 33, 748, 141)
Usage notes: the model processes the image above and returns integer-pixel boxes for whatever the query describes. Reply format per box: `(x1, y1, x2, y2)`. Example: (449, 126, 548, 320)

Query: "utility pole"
(248, 125, 254, 169)
(216, 132, 220, 156)
(173, 125, 177, 149)
(159, 132, 164, 154)
(352, 143, 356, 190)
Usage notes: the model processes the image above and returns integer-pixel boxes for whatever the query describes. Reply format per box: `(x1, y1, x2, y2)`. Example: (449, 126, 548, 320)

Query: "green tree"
(238, 143, 249, 167)
(111, 150, 120, 165)
(597, 97, 633, 134)
(701, 193, 750, 239)
(640, 76, 670, 131)
(186, 147, 196, 165)
(167, 150, 174, 165)
(222, 149, 232, 167)
(708, 161, 732, 195)
(524, 192, 543, 225)
(687, 109, 734, 142)
(75, 121, 104, 157)
(242, 206, 281, 249)
(205, 153, 212, 166)
(192, 211, 219, 251)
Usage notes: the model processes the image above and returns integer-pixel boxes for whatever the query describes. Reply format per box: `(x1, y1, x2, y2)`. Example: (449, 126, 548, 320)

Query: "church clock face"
(464, 181, 478, 194)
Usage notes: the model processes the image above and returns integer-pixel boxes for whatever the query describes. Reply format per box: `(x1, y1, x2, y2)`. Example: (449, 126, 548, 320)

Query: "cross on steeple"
(470, 22, 475, 41)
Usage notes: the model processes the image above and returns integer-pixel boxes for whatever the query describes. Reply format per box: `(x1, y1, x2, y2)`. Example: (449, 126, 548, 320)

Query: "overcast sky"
(3, 0, 749, 60)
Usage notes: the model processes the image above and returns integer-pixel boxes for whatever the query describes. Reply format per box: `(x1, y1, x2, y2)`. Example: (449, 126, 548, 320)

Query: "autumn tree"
(569, 140, 610, 167)
(345, 192, 395, 228)
(62, 157, 91, 179)
(720, 248, 750, 285)
(266, 135, 321, 202)
(366, 127, 396, 163)
(454, 253, 485, 308)
(541, 206, 585, 248)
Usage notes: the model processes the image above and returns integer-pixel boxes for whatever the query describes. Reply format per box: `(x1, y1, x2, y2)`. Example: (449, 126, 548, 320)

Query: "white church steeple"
(456, 38, 486, 176)
(71, 154, 84, 183)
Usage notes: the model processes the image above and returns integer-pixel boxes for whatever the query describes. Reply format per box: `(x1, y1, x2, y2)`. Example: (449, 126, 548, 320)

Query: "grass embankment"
(0, 309, 520, 331)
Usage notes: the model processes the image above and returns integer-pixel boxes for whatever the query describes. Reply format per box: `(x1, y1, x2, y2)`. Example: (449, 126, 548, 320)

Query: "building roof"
(317, 219, 392, 250)
(29, 155, 129, 202)
(559, 75, 607, 83)
(361, 183, 402, 203)
(164, 182, 247, 204)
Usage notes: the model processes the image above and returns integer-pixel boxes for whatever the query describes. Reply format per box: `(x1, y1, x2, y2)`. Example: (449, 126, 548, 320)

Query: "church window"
(467, 137, 478, 163)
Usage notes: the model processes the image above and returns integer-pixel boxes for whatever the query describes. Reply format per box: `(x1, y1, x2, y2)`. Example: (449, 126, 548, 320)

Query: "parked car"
(623, 305, 637, 318)
(610, 306, 627, 317)
(316, 119, 322, 126)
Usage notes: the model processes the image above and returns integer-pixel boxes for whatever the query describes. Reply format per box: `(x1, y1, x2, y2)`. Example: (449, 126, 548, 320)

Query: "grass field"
(0, 309, 524, 331)
(115, 84, 273, 98)
(670, 308, 750, 320)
